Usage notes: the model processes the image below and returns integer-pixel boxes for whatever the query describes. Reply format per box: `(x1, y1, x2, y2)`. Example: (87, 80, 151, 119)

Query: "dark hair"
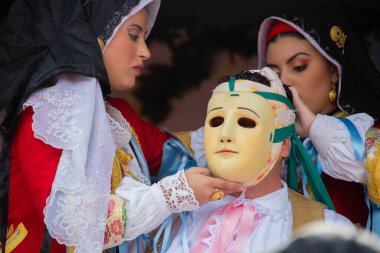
(218, 70, 294, 105)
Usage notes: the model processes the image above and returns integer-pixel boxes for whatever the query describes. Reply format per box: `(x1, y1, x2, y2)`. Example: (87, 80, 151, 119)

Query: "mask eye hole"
(238, 117, 256, 128)
(209, 116, 224, 127)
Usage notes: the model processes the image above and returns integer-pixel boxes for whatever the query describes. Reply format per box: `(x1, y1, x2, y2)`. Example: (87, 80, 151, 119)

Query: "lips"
(215, 148, 238, 154)
(133, 64, 144, 74)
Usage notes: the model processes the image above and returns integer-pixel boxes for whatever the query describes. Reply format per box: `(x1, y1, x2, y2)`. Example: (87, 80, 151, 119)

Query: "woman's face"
(266, 36, 338, 114)
(103, 8, 151, 91)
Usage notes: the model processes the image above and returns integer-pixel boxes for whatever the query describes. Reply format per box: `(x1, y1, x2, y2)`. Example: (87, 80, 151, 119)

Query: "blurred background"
(2, 0, 380, 131)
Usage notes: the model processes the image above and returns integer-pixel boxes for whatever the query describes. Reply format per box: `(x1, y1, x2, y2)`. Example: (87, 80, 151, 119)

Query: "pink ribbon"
(190, 199, 261, 253)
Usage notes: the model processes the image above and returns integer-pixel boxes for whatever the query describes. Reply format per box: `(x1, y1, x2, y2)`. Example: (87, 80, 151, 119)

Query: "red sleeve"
(12, 107, 62, 220)
(107, 98, 171, 175)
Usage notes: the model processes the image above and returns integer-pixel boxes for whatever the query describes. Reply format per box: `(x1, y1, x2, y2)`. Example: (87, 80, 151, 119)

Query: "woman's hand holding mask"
(289, 87, 316, 138)
(185, 167, 245, 205)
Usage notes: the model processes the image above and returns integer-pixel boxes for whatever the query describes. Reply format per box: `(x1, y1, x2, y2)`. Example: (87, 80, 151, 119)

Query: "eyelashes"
(128, 34, 139, 42)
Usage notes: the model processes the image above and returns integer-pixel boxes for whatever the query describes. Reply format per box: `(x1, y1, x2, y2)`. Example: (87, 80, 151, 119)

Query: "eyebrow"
(207, 107, 222, 114)
(266, 52, 311, 68)
(237, 107, 260, 118)
(286, 52, 310, 64)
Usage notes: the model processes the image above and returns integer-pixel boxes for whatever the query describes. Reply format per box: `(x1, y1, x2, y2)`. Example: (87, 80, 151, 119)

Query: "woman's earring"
(329, 82, 337, 102)
(97, 38, 105, 51)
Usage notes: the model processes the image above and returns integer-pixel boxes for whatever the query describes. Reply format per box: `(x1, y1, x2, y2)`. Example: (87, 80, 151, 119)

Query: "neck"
(245, 175, 282, 199)
(320, 104, 337, 115)
(233, 163, 283, 199)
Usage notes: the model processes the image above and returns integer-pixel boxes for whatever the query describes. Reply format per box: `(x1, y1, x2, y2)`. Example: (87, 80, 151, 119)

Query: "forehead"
(208, 92, 272, 114)
(266, 36, 319, 60)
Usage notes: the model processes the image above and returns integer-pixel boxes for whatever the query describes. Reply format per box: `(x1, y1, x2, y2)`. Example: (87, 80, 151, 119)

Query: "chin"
(117, 79, 136, 91)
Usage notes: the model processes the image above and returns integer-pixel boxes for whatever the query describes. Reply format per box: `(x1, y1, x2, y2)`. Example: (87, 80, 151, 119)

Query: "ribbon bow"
(191, 196, 261, 253)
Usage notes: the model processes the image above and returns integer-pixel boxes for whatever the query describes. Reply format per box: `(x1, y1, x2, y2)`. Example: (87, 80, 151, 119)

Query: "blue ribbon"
(334, 117, 380, 233)
(153, 214, 174, 253)
(372, 202, 380, 235)
(302, 140, 324, 199)
(118, 241, 128, 253)
(335, 117, 365, 162)
(128, 137, 151, 183)
(180, 212, 190, 253)
(136, 234, 151, 253)
(151, 137, 197, 252)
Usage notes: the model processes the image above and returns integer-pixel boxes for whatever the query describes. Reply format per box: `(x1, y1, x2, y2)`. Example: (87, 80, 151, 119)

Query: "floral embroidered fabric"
(24, 74, 115, 253)
(104, 194, 127, 249)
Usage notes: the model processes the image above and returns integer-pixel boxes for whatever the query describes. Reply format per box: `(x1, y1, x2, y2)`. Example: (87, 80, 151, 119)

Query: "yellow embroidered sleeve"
(365, 127, 380, 205)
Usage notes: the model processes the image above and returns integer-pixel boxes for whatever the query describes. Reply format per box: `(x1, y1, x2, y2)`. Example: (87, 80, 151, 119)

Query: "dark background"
(2, 0, 380, 127)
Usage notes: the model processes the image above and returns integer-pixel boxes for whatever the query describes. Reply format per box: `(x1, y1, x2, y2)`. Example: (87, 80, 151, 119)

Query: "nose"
(219, 120, 235, 144)
(139, 40, 151, 60)
(278, 71, 292, 87)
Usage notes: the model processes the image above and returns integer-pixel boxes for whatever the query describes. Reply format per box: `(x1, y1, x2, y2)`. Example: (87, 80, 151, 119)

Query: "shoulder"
(324, 209, 354, 227)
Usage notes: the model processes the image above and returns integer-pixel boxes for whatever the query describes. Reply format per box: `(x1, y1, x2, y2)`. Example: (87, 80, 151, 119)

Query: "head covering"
(213, 67, 335, 209)
(0, 0, 160, 251)
(266, 20, 298, 43)
(257, 2, 380, 120)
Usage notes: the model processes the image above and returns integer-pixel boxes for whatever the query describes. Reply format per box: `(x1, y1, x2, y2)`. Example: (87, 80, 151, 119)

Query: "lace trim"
(158, 170, 199, 212)
(202, 214, 225, 253)
(105, 103, 131, 148)
(106, 103, 150, 185)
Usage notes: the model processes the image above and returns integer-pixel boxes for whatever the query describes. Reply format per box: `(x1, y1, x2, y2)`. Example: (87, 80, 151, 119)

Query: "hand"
(289, 87, 316, 138)
(185, 167, 245, 205)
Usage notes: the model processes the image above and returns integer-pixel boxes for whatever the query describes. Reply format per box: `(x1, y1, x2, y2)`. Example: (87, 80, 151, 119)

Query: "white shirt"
(167, 182, 353, 253)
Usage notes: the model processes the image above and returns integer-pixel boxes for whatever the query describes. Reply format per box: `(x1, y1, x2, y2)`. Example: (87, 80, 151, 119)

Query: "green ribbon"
(254, 90, 335, 210)
(228, 77, 236, 91)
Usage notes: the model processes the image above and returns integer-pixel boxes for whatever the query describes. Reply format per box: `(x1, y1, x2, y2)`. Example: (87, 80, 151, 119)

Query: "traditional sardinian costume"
(165, 68, 352, 253)
(257, 3, 380, 232)
(0, 0, 200, 252)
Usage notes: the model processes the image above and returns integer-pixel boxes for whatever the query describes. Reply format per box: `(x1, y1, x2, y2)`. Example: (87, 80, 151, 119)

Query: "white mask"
(204, 67, 295, 187)
(205, 92, 276, 185)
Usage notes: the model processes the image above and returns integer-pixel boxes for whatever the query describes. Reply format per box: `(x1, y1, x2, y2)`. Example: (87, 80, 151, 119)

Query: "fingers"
(209, 177, 245, 192)
(288, 87, 302, 110)
(186, 167, 211, 176)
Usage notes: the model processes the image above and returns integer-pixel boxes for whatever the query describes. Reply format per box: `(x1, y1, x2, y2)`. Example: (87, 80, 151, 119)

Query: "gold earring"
(97, 38, 105, 51)
(329, 82, 337, 102)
